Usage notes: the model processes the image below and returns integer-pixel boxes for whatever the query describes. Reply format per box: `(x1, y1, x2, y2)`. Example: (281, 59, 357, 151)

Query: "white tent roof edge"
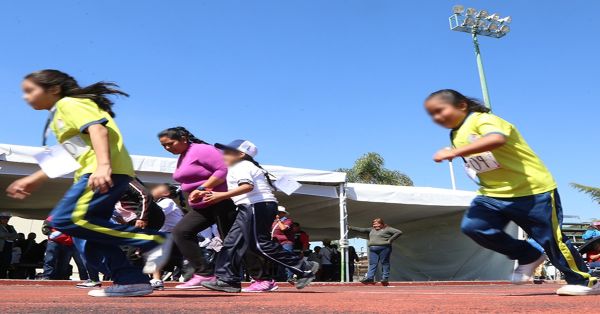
(0, 143, 475, 206)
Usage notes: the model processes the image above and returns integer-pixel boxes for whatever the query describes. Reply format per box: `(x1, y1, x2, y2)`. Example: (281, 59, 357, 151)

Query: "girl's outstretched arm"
(88, 124, 113, 193)
(434, 134, 507, 162)
(6, 170, 48, 199)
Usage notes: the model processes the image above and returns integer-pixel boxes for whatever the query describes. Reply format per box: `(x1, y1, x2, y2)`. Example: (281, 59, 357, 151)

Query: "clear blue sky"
(0, 1, 598, 219)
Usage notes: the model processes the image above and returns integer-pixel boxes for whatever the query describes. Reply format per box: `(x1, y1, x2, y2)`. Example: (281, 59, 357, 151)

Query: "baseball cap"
(277, 206, 288, 214)
(0, 212, 12, 218)
(215, 140, 258, 158)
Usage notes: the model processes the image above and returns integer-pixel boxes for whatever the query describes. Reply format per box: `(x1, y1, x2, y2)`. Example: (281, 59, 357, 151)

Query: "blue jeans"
(461, 190, 593, 286)
(366, 245, 391, 280)
(42, 241, 72, 279)
(281, 243, 294, 280)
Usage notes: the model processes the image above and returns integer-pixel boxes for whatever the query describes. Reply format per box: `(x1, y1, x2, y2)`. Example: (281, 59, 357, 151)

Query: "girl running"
(201, 140, 319, 293)
(6, 70, 171, 297)
(157, 127, 237, 289)
(425, 89, 598, 296)
(149, 183, 185, 290)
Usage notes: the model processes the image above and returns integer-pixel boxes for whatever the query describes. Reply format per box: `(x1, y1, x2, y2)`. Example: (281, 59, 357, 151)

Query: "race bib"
(61, 135, 90, 158)
(33, 144, 81, 178)
(464, 152, 500, 180)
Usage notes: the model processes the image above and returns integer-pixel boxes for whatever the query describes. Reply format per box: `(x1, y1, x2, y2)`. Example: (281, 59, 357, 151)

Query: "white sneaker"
(150, 279, 164, 290)
(88, 283, 153, 297)
(511, 254, 547, 284)
(557, 283, 600, 296)
(143, 234, 173, 274)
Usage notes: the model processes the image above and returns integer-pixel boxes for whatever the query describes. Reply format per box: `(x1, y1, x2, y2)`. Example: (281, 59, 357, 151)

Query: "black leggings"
(172, 200, 236, 276)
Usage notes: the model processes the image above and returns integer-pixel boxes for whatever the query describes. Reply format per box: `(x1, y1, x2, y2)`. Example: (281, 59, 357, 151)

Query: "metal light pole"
(449, 5, 512, 110)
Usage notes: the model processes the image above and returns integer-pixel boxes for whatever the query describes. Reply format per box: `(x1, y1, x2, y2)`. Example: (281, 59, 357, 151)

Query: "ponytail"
(157, 127, 207, 145)
(25, 69, 128, 118)
(164, 183, 186, 208)
(243, 155, 276, 190)
(426, 89, 490, 114)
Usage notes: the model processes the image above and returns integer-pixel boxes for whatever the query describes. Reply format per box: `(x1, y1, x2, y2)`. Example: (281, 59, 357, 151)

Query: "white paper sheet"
(273, 175, 302, 195)
(33, 145, 81, 178)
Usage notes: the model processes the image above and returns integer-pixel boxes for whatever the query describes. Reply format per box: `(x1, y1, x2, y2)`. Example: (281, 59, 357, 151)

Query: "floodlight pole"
(472, 33, 492, 110)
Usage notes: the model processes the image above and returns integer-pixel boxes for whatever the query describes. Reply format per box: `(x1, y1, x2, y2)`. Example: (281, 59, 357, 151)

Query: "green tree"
(337, 152, 413, 186)
(571, 183, 600, 205)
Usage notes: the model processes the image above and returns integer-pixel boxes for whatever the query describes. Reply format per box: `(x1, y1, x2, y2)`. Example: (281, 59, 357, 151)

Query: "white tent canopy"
(0, 143, 515, 281)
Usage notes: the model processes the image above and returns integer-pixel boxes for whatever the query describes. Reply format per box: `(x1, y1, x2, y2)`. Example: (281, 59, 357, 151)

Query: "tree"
(571, 183, 600, 205)
(336, 152, 413, 186)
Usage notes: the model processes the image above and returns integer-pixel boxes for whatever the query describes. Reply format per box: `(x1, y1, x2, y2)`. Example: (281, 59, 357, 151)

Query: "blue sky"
(0, 0, 598, 219)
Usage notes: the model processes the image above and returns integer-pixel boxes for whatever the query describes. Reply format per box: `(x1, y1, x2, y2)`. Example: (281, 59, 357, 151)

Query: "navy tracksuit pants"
(215, 201, 309, 283)
(49, 174, 166, 285)
(461, 189, 595, 286)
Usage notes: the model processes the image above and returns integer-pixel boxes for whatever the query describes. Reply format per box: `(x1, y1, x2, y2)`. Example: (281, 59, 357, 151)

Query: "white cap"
(277, 206, 288, 214)
(215, 140, 258, 158)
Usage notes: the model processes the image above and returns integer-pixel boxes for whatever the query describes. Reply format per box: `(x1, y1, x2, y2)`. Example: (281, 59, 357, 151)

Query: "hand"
(433, 148, 457, 163)
(6, 175, 44, 199)
(88, 164, 113, 194)
(135, 220, 148, 229)
(203, 191, 226, 204)
(189, 190, 211, 203)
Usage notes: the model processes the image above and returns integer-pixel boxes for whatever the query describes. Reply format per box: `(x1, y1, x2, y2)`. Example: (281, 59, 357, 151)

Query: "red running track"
(0, 280, 598, 313)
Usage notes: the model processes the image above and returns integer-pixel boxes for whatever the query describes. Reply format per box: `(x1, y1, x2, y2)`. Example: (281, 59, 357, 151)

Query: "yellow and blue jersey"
(50, 97, 134, 181)
(451, 112, 556, 197)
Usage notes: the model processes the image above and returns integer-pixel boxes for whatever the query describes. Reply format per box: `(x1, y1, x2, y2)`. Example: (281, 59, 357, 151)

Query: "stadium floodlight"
(476, 10, 489, 19)
(453, 5, 464, 14)
(448, 5, 512, 109)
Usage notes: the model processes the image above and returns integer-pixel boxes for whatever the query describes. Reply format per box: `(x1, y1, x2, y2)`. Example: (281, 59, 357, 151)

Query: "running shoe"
(150, 279, 164, 290)
(295, 261, 319, 290)
(360, 277, 375, 284)
(142, 234, 173, 274)
(557, 282, 600, 296)
(242, 280, 279, 293)
(201, 279, 242, 293)
(175, 274, 215, 289)
(88, 283, 153, 297)
(76, 280, 102, 289)
(511, 254, 547, 284)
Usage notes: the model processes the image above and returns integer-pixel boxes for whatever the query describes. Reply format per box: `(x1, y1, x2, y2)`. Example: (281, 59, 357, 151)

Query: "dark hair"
(242, 154, 276, 190)
(162, 183, 186, 208)
(373, 217, 387, 227)
(25, 69, 128, 117)
(157, 127, 207, 145)
(426, 89, 490, 114)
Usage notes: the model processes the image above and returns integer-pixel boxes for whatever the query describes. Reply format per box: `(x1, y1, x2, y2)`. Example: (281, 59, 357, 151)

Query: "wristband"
(196, 186, 207, 191)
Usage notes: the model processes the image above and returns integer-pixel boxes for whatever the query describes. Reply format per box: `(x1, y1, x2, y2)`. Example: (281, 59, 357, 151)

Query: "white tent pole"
(338, 183, 349, 282)
(448, 160, 457, 190)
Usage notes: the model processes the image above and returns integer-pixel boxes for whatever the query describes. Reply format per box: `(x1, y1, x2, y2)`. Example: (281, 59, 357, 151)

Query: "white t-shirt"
(156, 198, 184, 233)
(227, 160, 277, 205)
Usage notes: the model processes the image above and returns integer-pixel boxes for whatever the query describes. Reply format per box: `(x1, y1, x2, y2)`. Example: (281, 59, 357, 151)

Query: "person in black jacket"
(0, 213, 18, 278)
(113, 178, 165, 231)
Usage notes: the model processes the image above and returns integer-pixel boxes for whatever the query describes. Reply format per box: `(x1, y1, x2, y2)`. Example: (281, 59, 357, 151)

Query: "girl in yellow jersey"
(6, 70, 171, 297)
(425, 89, 598, 296)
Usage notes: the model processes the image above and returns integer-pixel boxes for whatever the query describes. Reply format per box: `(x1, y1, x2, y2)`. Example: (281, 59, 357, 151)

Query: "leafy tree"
(571, 183, 600, 205)
(337, 152, 413, 186)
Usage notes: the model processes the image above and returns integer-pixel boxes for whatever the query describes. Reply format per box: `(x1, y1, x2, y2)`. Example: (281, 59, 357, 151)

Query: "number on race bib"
(464, 151, 501, 174)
